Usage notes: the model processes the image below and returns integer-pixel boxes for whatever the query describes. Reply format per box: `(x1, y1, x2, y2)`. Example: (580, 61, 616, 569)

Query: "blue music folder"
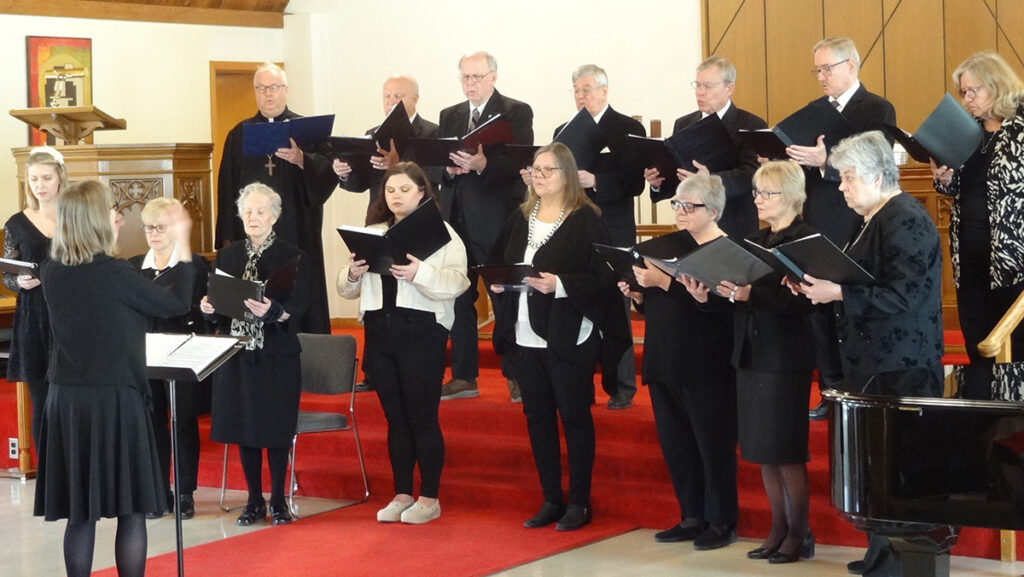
(242, 114, 335, 156)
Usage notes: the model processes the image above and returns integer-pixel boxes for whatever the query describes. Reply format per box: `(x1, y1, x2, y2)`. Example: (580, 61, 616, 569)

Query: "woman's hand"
(245, 296, 271, 317)
(635, 260, 672, 291)
(17, 274, 40, 290)
(200, 295, 215, 315)
(793, 274, 843, 304)
(930, 159, 954, 187)
(525, 271, 558, 294)
(167, 203, 193, 262)
(678, 274, 709, 303)
(716, 281, 750, 303)
(390, 254, 421, 282)
(347, 254, 369, 281)
(520, 168, 533, 187)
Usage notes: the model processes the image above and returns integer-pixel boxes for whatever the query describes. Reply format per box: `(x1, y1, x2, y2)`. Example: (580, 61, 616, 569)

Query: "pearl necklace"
(527, 200, 566, 249)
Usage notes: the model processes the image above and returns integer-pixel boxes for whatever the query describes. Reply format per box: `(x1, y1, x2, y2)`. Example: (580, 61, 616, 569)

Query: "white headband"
(30, 145, 64, 166)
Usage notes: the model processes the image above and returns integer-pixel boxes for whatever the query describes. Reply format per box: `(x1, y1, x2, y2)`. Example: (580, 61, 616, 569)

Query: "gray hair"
(254, 61, 288, 86)
(813, 37, 861, 68)
(387, 74, 420, 96)
(828, 131, 900, 192)
(572, 64, 608, 87)
(675, 174, 726, 222)
(236, 182, 283, 220)
(459, 51, 497, 72)
(697, 56, 736, 85)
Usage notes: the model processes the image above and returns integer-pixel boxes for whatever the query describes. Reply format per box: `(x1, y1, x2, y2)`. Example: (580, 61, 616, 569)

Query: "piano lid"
(824, 362, 1024, 408)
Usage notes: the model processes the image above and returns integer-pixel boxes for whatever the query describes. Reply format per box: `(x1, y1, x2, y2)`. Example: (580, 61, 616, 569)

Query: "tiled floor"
(3, 478, 1022, 576)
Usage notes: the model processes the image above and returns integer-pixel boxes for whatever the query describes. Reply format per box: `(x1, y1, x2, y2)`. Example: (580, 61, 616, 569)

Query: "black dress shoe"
(269, 502, 293, 526)
(654, 522, 705, 543)
(768, 532, 815, 564)
(555, 504, 591, 531)
(847, 560, 867, 574)
(693, 524, 737, 550)
(523, 502, 565, 528)
(354, 381, 376, 393)
(178, 493, 195, 520)
(746, 544, 780, 559)
(809, 400, 828, 421)
(607, 391, 634, 410)
(236, 500, 267, 526)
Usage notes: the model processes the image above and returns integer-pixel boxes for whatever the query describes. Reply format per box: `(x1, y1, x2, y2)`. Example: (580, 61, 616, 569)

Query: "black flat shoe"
(178, 493, 195, 520)
(809, 400, 828, 421)
(269, 502, 293, 526)
(236, 500, 267, 526)
(523, 502, 565, 528)
(746, 544, 780, 559)
(768, 532, 815, 564)
(555, 504, 591, 531)
(655, 522, 706, 543)
(693, 524, 737, 550)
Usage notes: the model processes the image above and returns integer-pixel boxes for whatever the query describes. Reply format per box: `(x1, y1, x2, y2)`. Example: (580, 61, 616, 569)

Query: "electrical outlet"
(8, 438, 17, 460)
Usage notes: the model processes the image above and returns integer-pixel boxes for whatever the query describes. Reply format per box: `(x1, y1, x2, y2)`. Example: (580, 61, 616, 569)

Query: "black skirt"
(33, 384, 164, 522)
(736, 368, 812, 464)
(210, 348, 301, 448)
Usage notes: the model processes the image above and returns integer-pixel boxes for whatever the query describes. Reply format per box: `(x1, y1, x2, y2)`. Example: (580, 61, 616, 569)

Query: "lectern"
(9, 105, 126, 144)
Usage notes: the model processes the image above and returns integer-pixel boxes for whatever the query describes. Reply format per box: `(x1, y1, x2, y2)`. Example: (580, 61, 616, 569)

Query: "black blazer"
(804, 84, 896, 245)
(553, 106, 646, 247)
(339, 114, 441, 208)
(490, 206, 629, 363)
(658, 104, 768, 238)
(207, 239, 311, 356)
(439, 89, 534, 266)
(835, 193, 942, 378)
(731, 219, 816, 371)
(129, 253, 210, 335)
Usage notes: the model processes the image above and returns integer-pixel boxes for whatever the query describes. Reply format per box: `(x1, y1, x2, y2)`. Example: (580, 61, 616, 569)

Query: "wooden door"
(209, 61, 266, 220)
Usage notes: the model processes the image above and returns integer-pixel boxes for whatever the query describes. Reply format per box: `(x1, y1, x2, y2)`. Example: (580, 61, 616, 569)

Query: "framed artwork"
(26, 36, 93, 145)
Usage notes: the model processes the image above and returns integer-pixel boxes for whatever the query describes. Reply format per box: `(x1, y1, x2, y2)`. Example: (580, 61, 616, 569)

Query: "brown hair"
(519, 142, 600, 218)
(366, 162, 440, 226)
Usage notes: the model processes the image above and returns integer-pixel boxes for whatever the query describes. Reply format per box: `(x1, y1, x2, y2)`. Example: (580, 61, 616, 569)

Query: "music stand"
(147, 334, 244, 577)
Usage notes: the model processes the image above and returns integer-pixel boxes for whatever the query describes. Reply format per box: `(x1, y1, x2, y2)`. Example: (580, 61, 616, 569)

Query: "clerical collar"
(261, 107, 290, 123)
(700, 100, 732, 120)
(830, 81, 861, 112)
(590, 104, 609, 124)
(140, 244, 180, 273)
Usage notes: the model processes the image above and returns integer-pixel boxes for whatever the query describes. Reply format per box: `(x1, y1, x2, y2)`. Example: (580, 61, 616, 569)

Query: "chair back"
(297, 333, 357, 395)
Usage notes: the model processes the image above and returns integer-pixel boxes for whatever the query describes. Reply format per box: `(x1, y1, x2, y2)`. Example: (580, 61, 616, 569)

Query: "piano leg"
(864, 526, 958, 577)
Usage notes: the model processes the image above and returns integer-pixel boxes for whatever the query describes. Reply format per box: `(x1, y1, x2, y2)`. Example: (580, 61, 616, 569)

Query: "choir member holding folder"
(490, 143, 628, 531)
(794, 131, 942, 576)
(2, 146, 66, 448)
(617, 174, 738, 550)
(339, 162, 469, 525)
(129, 198, 210, 520)
(713, 161, 817, 564)
(201, 183, 311, 527)
(36, 180, 197, 577)
(931, 52, 1024, 363)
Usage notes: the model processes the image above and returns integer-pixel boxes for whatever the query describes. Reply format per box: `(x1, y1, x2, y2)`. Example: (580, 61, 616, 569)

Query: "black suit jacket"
(339, 114, 440, 208)
(439, 89, 533, 266)
(553, 106, 646, 247)
(805, 84, 896, 245)
(660, 104, 767, 238)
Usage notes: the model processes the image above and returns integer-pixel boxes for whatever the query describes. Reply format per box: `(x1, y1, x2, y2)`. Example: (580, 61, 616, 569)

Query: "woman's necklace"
(981, 128, 999, 154)
(527, 200, 566, 249)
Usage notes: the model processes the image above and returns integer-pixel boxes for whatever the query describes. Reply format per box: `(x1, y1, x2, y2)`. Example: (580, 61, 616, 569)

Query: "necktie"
(469, 108, 481, 131)
(831, 99, 840, 110)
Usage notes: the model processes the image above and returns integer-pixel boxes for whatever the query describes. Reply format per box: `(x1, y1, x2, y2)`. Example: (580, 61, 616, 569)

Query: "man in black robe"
(215, 62, 337, 334)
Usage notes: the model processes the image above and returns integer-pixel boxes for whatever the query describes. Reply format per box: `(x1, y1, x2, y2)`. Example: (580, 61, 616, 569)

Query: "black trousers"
(365, 310, 448, 498)
(809, 306, 844, 389)
(150, 378, 205, 496)
(957, 280, 1024, 363)
(513, 333, 599, 507)
(450, 270, 515, 381)
(648, 378, 739, 526)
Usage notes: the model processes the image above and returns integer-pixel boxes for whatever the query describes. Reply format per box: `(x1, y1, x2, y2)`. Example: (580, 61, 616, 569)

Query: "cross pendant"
(265, 156, 275, 176)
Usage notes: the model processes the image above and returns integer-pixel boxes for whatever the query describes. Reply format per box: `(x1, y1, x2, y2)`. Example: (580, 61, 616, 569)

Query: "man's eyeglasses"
(690, 81, 726, 91)
(142, 224, 168, 234)
(459, 72, 494, 84)
(527, 165, 562, 179)
(752, 189, 783, 200)
(670, 200, 707, 213)
(254, 84, 286, 95)
(810, 59, 850, 78)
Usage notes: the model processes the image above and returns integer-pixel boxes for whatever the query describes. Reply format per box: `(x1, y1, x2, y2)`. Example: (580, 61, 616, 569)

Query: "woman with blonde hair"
(932, 51, 1024, 362)
(3, 146, 68, 446)
(35, 180, 197, 577)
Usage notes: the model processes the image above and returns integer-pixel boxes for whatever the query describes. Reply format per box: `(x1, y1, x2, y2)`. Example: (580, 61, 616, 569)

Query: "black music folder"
(594, 230, 700, 291)
(337, 199, 451, 275)
(207, 255, 300, 322)
(372, 100, 413, 156)
(0, 257, 38, 278)
(553, 108, 608, 170)
(329, 136, 379, 166)
(880, 93, 983, 169)
(241, 114, 335, 156)
(624, 115, 737, 194)
(504, 144, 541, 169)
(474, 263, 539, 291)
(644, 235, 773, 290)
(739, 99, 854, 159)
(760, 233, 875, 284)
(406, 115, 515, 167)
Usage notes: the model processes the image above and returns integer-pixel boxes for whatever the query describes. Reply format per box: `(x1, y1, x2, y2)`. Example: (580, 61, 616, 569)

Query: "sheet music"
(146, 333, 239, 371)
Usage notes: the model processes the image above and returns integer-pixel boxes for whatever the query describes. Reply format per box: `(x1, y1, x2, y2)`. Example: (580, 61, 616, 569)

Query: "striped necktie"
(469, 108, 481, 131)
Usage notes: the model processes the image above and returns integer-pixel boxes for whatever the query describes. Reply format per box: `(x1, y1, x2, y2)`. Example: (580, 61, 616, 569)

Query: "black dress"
(732, 220, 816, 464)
(35, 254, 196, 522)
(2, 212, 51, 382)
(208, 238, 310, 449)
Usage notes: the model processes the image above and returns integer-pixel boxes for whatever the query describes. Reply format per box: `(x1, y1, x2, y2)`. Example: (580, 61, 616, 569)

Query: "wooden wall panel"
(944, 0, 998, 89)
(824, 0, 886, 99)
(765, 0, 824, 124)
(708, 1, 768, 121)
(704, 0, 746, 56)
(883, 0, 946, 128)
(995, 1, 1024, 74)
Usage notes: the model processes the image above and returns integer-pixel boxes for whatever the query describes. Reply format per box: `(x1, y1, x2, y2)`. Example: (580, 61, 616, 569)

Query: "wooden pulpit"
(10, 105, 127, 145)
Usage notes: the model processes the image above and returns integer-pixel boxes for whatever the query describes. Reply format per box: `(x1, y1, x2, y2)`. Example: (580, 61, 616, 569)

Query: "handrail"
(978, 289, 1024, 362)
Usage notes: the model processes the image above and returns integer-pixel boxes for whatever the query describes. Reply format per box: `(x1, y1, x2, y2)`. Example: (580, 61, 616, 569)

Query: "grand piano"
(824, 363, 1024, 577)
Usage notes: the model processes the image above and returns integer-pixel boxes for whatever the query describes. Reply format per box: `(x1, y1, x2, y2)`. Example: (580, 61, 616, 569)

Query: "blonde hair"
(520, 143, 600, 218)
(141, 197, 182, 225)
(25, 148, 69, 210)
(753, 161, 807, 213)
(953, 52, 1024, 120)
(50, 180, 116, 266)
